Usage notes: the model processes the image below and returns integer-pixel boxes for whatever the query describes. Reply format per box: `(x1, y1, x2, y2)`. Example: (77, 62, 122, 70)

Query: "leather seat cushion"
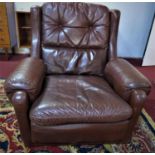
(30, 75, 132, 126)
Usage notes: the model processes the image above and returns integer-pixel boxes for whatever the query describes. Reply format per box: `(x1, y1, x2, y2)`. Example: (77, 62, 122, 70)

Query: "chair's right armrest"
(4, 57, 46, 102)
(104, 58, 151, 101)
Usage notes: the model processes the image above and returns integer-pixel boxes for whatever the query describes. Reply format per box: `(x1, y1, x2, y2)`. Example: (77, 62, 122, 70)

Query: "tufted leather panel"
(42, 2, 110, 75)
(30, 75, 132, 126)
(42, 46, 107, 75)
(42, 3, 110, 48)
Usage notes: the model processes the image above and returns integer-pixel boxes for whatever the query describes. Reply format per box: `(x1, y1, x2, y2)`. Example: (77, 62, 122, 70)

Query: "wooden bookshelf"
(16, 12, 31, 48)
(0, 2, 17, 59)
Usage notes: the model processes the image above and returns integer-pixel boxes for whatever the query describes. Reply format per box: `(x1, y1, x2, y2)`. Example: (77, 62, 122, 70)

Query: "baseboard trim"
(120, 57, 142, 66)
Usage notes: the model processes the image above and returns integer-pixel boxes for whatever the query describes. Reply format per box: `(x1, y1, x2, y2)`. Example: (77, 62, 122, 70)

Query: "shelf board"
(19, 26, 31, 29)
(20, 45, 31, 48)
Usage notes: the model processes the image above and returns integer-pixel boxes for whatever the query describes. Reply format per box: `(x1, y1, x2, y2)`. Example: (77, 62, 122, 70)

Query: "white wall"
(15, 2, 43, 12)
(14, 2, 155, 58)
(142, 18, 155, 66)
(104, 2, 155, 58)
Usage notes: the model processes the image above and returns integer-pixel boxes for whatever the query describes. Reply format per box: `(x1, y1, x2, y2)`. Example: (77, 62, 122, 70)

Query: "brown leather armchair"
(4, 2, 151, 147)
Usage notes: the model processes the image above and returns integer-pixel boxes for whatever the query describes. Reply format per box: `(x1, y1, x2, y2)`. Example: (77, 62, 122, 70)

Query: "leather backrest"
(41, 2, 110, 75)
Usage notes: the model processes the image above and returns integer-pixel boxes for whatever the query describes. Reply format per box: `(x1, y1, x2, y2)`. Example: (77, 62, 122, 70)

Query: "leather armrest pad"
(104, 58, 151, 101)
(4, 57, 45, 101)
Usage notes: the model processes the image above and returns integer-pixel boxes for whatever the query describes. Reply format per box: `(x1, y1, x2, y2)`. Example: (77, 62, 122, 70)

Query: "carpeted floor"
(0, 79, 155, 153)
(0, 54, 28, 78)
(137, 66, 155, 121)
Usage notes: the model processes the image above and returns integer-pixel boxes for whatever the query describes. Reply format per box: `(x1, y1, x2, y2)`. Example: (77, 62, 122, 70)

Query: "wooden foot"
(4, 48, 9, 60)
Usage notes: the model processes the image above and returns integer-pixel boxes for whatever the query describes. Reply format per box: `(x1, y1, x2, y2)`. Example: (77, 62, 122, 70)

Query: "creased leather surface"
(42, 47, 107, 75)
(4, 58, 45, 101)
(30, 75, 132, 126)
(41, 2, 110, 75)
(104, 58, 151, 101)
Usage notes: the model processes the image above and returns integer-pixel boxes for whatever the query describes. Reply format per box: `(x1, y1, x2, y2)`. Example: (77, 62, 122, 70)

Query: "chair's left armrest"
(4, 57, 46, 102)
(104, 58, 151, 101)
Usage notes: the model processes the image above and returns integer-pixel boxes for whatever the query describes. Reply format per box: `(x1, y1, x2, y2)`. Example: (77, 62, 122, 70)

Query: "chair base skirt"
(31, 120, 132, 145)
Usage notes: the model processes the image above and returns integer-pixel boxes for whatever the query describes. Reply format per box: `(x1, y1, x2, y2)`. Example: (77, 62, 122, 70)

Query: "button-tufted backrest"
(42, 2, 110, 76)
(42, 3, 110, 48)
(31, 2, 120, 76)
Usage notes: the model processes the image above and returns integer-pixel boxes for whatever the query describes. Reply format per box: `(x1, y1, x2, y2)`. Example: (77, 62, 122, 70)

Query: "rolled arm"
(4, 57, 45, 102)
(124, 89, 147, 140)
(130, 89, 146, 115)
(104, 58, 151, 101)
(12, 91, 31, 146)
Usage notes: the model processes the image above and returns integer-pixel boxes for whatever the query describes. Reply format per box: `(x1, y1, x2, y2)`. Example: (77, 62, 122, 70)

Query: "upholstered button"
(89, 22, 94, 30)
(89, 26, 93, 30)
(58, 24, 63, 30)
